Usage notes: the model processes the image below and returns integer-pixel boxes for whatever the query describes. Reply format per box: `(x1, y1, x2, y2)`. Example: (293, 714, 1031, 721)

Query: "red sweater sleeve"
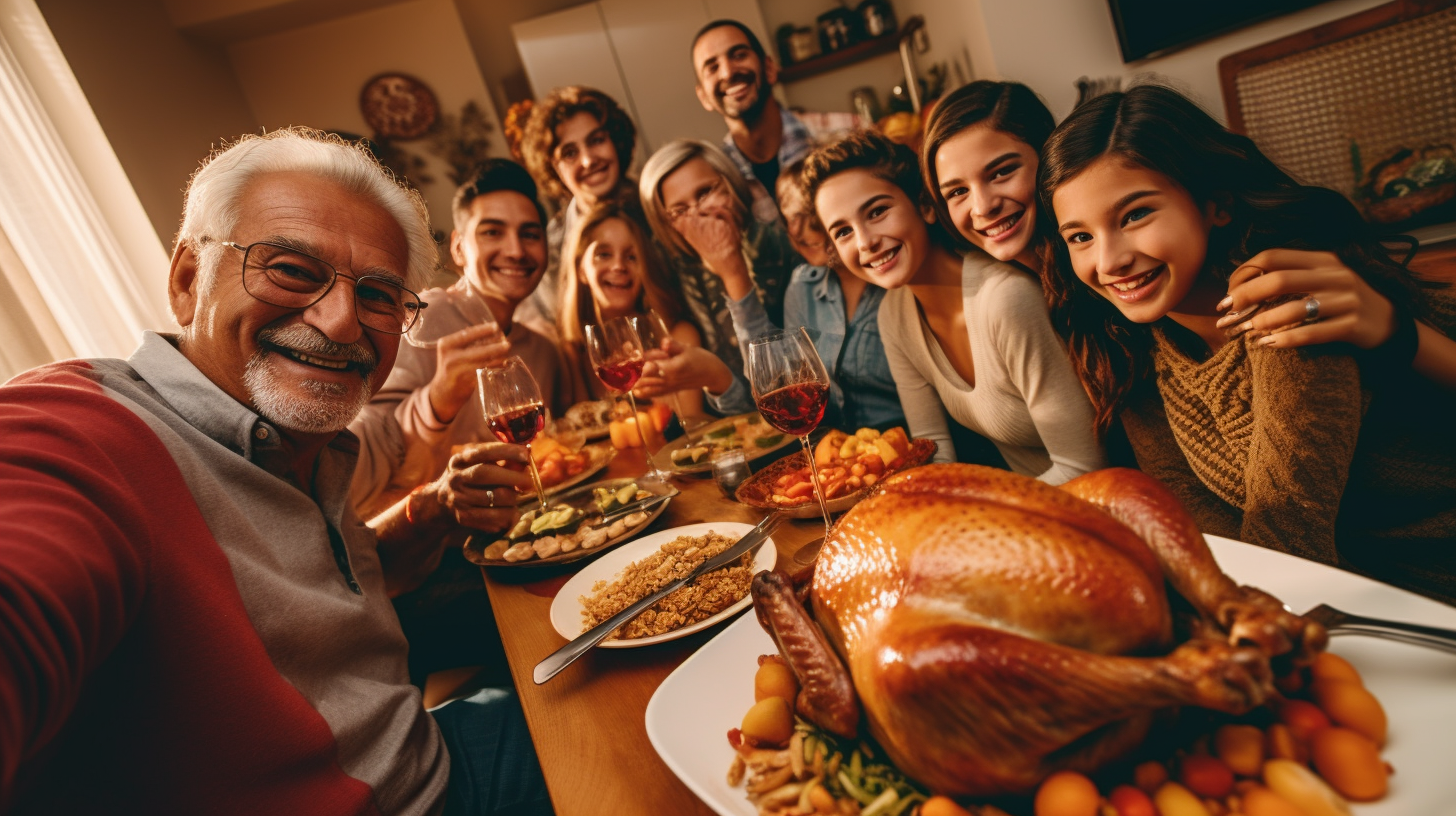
(0, 364, 159, 807)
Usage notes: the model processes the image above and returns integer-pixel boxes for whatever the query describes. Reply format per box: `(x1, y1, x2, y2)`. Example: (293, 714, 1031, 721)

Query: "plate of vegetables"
(653, 413, 796, 474)
(734, 427, 934, 518)
(463, 476, 673, 567)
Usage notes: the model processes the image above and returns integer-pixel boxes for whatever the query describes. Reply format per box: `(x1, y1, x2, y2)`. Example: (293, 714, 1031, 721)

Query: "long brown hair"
(800, 129, 957, 268)
(920, 80, 1055, 251)
(1038, 84, 1427, 434)
(558, 201, 684, 372)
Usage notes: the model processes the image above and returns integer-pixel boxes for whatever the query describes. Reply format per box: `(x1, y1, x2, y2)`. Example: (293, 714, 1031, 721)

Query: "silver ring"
(1305, 297, 1321, 321)
(486, 489, 496, 508)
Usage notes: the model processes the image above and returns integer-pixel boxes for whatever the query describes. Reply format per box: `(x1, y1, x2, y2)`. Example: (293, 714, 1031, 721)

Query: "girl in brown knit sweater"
(1038, 85, 1456, 604)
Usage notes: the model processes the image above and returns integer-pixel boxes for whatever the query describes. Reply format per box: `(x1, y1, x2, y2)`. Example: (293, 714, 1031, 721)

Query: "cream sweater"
(878, 251, 1105, 484)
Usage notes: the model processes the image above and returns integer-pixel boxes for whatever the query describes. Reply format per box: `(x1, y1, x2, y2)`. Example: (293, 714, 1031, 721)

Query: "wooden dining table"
(479, 446, 822, 816)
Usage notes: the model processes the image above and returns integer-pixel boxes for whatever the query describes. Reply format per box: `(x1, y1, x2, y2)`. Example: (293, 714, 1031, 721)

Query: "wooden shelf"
(778, 15, 922, 84)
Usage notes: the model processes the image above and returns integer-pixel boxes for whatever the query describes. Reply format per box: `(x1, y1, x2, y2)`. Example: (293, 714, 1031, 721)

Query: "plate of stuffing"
(463, 476, 672, 567)
(550, 521, 778, 648)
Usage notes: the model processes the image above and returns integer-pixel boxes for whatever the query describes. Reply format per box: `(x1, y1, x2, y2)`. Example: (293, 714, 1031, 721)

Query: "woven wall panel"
(1234, 6, 1456, 196)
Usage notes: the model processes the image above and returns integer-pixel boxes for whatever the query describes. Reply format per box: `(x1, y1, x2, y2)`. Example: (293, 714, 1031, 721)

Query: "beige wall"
(456, 0, 588, 119)
(976, 0, 1389, 121)
(35, 0, 259, 245)
(226, 0, 504, 235)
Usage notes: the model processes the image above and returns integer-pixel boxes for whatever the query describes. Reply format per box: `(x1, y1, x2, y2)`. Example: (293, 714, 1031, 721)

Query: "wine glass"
(408, 278, 506, 350)
(747, 328, 833, 537)
(633, 310, 700, 443)
(585, 316, 668, 483)
(477, 356, 549, 508)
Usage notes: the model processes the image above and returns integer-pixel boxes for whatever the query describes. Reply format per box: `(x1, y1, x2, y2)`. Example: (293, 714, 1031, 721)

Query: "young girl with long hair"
(558, 200, 705, 416)
(924, 80, 1456, 391)
(804, 129, 1105, 483)
(1039, 84, 1456, 601)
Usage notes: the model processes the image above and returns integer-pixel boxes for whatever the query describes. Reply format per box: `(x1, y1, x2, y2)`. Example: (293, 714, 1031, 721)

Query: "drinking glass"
(585, 316, 668, 483)
(408, 278, 506, 350)
(477, 356, 549, 508)
(633, 310, 700, 442)
(747, 328, 833, 536)
(711, 448, 751, 500)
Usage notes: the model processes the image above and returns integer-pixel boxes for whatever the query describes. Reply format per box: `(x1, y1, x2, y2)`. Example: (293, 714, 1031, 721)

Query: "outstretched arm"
(0, 375, 154, 809)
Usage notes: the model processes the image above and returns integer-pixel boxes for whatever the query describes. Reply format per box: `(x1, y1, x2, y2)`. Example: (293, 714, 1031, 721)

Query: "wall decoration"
(424, 101, 495, 186)
(359, 73, 440, 140)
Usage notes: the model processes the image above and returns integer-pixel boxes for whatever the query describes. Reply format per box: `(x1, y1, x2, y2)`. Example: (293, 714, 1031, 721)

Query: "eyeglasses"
(666, 177, 728, 223)
(220, 241, 425, 335)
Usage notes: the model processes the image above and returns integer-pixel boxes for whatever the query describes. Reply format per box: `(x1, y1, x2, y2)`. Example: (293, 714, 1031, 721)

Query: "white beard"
(244, 324, 377, 434)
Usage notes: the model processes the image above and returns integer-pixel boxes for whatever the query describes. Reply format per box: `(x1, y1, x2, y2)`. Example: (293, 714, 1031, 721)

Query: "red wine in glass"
(594, 359, 644, 393)
(756, 382, 828, 437)
(477, 357, 551, 507)
(748, 328, 835, 541)
(487, 403, 545, 445)
(586, 316, 669, 483)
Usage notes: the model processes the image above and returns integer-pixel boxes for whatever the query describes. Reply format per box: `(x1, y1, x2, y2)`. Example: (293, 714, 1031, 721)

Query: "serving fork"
(1303, 603, 1456, 654)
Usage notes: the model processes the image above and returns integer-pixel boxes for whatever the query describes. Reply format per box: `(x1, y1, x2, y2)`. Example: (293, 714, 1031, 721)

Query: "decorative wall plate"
(359, 73, 439, 139)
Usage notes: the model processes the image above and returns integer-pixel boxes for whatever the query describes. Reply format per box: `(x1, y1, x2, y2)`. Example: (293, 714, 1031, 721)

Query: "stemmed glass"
(478, 356, 550, 508)
(407, 278, 506, 350)
(633, 310, 699, 443)
(747, 328, 833, 537)
(585, 316, 669, 483)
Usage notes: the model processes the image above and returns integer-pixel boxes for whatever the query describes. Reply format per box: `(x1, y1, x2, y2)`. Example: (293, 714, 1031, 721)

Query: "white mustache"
(258, 323, 376, 373)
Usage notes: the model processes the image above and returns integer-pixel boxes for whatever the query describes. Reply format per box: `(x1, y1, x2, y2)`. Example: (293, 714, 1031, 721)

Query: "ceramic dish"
(646, 535, 1456, 816)
(563, 399, 614, 441)
(734, 437, 936, 518)
(653, 413, 797, 474)
(549, 521, 778, 648)
(462, 476, 672, 567)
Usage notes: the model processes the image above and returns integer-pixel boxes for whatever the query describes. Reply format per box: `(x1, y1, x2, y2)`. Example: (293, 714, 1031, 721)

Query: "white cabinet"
(513, 0, 771, 154)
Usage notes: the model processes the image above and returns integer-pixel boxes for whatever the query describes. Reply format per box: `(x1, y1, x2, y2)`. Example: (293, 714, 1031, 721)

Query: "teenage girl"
(804, 129, 1104, 483)
(1038, 84, 1456, 602)
(923, 80, 1456, 392)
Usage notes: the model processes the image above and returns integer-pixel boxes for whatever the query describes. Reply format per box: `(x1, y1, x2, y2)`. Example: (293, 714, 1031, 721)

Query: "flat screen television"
(1107, 0, 1326, 62)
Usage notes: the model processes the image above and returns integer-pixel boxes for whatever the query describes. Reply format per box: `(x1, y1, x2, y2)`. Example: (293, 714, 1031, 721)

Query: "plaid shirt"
(720, 107, 814, 227)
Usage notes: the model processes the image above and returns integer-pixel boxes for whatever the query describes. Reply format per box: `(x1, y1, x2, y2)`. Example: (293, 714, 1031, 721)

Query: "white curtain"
(0, 0, 171, 381)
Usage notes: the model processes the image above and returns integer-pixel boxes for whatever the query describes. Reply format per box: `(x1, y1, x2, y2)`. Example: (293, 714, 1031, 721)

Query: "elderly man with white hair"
(0, 128, 551, 815)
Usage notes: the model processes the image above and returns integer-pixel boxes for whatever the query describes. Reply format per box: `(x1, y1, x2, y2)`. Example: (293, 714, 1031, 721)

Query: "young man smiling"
(351, 159, 583, 516)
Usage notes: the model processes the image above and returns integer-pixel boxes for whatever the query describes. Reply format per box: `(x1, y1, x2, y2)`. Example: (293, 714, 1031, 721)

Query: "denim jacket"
(709, 264, 904, 430)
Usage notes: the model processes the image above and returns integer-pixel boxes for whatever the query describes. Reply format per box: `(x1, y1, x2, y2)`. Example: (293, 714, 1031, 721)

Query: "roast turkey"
(751, 464, 1325, 797)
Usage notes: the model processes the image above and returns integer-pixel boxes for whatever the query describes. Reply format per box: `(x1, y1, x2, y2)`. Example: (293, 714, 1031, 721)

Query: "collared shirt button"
(255, 426, 270, 440)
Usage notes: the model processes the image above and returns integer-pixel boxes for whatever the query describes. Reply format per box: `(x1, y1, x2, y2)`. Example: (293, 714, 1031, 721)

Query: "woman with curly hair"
(517, 86, 645, 330)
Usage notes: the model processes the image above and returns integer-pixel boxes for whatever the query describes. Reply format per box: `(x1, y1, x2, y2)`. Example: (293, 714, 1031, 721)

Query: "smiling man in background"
(351, 158, 583, 518)
(0, 128, 550, 815)
(691, 19, 813, 225)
